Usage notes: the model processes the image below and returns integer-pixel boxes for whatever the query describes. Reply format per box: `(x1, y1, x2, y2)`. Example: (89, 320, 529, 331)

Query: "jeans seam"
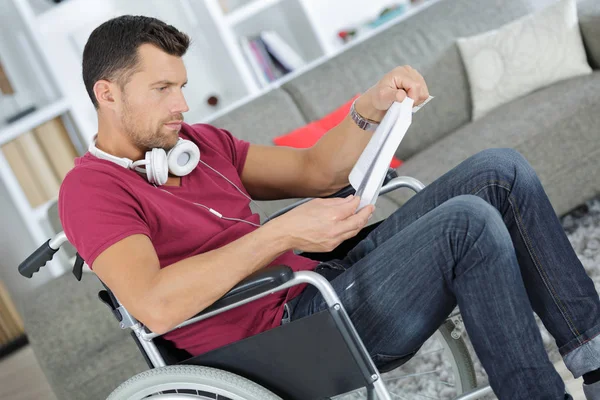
(509, 194, 582, 341)
(562, 327, 600, 357)
(471, 181, 583, 342)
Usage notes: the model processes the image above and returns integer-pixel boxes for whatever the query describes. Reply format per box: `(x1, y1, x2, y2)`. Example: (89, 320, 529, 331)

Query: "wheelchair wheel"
(334, 319, 477, 400)
(106, 365, 282, 400)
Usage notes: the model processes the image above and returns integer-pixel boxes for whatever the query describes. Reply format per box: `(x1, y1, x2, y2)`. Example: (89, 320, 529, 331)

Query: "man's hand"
(272, 195, 375, 253)
(355, 65, 430, 123)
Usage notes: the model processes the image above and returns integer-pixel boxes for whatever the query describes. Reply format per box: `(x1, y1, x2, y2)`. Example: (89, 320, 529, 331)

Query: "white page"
(349, 95, 434, 212)
(348, 101, 402, 189)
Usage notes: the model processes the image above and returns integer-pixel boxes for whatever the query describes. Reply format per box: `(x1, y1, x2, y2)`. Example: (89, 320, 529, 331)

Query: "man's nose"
(172, 91, 189, 114)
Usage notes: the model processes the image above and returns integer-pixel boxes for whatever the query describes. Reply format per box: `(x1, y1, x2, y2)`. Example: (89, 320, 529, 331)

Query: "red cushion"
(273, 95, 403, 169)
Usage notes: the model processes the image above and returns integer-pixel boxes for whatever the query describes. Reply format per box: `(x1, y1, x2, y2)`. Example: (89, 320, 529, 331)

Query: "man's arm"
(93, 224, 290, 335)
(91, 195, 371, 335)
(240, 66, 430, 200)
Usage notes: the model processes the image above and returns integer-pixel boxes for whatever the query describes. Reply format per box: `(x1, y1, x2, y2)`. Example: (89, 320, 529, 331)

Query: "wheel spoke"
(383, 368, 444, 382)
(413, 348, 444, 358)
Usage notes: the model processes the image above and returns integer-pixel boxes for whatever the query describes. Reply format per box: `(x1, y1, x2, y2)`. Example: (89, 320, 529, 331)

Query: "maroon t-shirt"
(58, 123, 319, 356)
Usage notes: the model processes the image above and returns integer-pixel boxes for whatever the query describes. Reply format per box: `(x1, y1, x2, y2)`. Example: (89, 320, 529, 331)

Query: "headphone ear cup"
(167, 139, 200, 176)
(147, 148, 168, 185)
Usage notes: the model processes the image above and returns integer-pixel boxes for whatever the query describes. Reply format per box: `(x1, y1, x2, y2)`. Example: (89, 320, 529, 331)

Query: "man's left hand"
(354, 65, 430, 123)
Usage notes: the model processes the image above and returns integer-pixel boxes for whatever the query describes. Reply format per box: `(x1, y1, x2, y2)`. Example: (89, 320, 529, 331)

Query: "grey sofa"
(20, 0, 600, 399)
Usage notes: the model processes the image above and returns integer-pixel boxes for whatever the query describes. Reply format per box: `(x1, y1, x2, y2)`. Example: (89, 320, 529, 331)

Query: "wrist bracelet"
(350, 99, 380, 131)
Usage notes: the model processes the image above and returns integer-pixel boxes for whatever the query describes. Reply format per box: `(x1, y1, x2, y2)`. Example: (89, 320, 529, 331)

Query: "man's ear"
(94, 79, 116, 109)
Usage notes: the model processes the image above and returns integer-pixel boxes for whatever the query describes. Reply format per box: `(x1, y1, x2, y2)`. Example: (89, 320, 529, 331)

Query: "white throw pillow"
(457, 0, 592, 120)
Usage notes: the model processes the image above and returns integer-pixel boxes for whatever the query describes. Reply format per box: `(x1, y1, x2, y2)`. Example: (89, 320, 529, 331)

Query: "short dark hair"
(82, 15, 190, 108)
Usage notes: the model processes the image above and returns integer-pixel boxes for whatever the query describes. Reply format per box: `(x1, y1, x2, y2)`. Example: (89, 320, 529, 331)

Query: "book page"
(349, 95, 433, 211)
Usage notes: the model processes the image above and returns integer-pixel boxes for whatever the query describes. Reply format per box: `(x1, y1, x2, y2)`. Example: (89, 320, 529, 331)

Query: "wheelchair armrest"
(141, 265, 295, 338)
(196, 264, 294, 317)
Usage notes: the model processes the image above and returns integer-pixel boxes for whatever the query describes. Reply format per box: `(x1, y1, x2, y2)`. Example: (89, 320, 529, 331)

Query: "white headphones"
(88, 138, 200, 186)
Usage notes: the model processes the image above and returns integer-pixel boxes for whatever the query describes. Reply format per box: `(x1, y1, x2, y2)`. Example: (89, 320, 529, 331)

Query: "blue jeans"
(287, 148, 600, 400)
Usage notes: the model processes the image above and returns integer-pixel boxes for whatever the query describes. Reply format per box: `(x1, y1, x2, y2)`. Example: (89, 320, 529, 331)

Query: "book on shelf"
(259, 30, 305, 71)
(0, 59, 15, 95)
(217, 0, 230, 13)
(239, 30, 305, 87)
(0, 279, 24, 346)
(33, 117, 79, 181)
(16, 131, 62, 200)
(1, 139, 47, 208)
(240, 36, 269, 87)
(0, 116, 78, 208)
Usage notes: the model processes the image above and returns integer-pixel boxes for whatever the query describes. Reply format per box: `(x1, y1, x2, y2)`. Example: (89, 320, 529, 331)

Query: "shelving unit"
(0, 0, 435, 290)
(0, 98, 70, 146)
(225, 0, 283, 26)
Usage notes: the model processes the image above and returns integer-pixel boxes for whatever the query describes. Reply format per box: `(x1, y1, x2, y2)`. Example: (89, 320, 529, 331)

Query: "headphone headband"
(88, 142, 133, 169)
(88, 137, 200, 185)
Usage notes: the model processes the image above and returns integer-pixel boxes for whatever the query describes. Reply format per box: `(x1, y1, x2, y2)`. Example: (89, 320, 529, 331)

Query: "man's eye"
(157, 86, 168, 92)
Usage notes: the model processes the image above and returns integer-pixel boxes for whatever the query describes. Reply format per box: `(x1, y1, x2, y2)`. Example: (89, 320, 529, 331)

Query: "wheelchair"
(19, 170, 495, 400)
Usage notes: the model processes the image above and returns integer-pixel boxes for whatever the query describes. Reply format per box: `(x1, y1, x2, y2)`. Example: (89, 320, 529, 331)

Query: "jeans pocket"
(372, 350, 418, 373)
(324, 259, 348, 271)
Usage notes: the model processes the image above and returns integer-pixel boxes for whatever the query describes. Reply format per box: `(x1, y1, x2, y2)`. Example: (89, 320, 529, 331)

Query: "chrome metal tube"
(132, 324, 166, 368)
(454, 385, 494, 399)
(139, 271, 392, 399)
(379, 176, 425, 195)
(48, 231, 68, 250)
(142, 271, 351, 340)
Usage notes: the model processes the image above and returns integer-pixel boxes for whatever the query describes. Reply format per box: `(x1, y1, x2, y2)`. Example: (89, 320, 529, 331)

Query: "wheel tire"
(437, 319, 477, 394)
(107, 365, 282, 400)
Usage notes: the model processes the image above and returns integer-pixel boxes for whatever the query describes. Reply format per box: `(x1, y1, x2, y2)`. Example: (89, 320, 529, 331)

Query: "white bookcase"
(0, 0, 435, 289)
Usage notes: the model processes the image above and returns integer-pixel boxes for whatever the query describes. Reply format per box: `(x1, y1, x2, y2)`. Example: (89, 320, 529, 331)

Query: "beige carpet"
(0, 345, 56, 400)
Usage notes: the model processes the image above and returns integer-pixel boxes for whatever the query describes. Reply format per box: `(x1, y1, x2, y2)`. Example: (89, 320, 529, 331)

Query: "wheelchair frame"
(21, 175, 495, 400)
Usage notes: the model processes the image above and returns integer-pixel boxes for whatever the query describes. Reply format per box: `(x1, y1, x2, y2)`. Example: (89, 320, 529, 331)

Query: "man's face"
(116, 43, 189, 151)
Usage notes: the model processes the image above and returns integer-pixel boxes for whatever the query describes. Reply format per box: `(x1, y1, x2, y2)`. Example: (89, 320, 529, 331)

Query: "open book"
(349, 95, 434, 211)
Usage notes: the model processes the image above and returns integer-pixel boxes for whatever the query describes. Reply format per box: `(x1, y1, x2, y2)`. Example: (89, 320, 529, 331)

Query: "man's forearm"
(147, 221, 292, 334)
(309, 94, 380, 194)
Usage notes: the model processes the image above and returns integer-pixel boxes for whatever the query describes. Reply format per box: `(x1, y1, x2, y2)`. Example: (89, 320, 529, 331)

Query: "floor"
(557, 360, 585, 399)
(0, 346, 56, 400)
(0, 345, 586, 399)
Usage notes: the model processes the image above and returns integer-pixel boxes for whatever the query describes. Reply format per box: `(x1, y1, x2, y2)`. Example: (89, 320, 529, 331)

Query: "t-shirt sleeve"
(58, 166, 151, 268)
(191, 124, 251, 175)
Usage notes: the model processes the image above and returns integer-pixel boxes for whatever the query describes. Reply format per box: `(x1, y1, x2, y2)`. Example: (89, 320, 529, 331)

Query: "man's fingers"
(405, 81, 422, 102)
(336, 204, 374, 234)
(403, 67, 429, 105)
(377, 86, 402, 109)
(323, 195, 359, 219)
(395, 89, 407, 102)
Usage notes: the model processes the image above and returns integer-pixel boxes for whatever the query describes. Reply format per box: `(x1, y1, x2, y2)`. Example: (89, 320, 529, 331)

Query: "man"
(59, 15, 600, 400)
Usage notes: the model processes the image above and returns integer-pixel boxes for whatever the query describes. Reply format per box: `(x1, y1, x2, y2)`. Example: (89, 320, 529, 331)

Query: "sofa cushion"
(383, 71, 600, 217)
(273, 94, 403, 168)
(281, 0, 560, 161)
(578, 0, 600, 69)
(21, 272, 147, 400)
(456, 0, 593, 121)
(207, 88, 308, 145)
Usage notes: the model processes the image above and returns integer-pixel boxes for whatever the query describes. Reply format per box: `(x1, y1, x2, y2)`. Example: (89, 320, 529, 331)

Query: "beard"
(120, 97, 183, 152)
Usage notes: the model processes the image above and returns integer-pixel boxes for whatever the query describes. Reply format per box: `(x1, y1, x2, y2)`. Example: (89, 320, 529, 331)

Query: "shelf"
(0, 98, 70, 146)
(225, 0, 282, 26)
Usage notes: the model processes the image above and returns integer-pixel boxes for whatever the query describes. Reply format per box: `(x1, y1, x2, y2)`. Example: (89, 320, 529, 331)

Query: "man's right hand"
(272, 195, 375, 253)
